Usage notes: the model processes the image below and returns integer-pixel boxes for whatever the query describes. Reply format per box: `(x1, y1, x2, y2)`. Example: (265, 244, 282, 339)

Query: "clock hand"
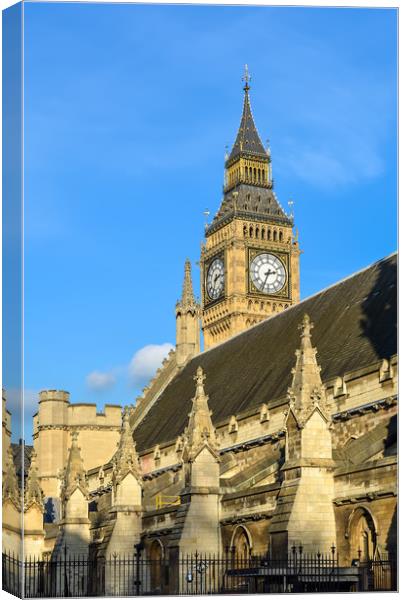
(263, 269, 271, 287)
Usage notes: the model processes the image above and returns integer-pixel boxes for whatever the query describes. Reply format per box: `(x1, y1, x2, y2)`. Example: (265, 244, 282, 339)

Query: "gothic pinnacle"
(112, 407, 141, 485)
(287, 314, 328, 419)
(177, 259, 199, 315)
(25, 449, 44, 509)
(181, 259, 196, 306)
(2, 446, 20, 507)
(63, 430, 88, 499)
(182, 366, 219, 460)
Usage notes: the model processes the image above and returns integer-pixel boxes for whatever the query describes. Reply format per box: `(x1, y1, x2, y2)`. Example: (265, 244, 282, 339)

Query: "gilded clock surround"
(201, 73, 301, 350)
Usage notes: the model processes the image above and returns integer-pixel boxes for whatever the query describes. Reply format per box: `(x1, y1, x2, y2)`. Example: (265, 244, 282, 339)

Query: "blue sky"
(18, 3, 397, 442)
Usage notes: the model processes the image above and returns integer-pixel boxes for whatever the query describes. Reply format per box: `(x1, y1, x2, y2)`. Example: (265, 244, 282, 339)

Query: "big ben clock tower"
(201, 67, 301, 349)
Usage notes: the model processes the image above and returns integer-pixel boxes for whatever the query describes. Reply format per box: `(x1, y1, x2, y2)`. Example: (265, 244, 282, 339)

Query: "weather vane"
(288, 199, 294, 218)
(242, 64, 251, 91)
(203, 208, 210, 229)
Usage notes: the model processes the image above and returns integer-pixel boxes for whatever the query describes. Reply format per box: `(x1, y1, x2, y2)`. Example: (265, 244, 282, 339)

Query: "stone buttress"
(24, 449, 45, 558)
(269, 314, 337, 556)
(106, 408, 143, 557)
(54, 431, 90, 558)
(169, 367, 221, 562)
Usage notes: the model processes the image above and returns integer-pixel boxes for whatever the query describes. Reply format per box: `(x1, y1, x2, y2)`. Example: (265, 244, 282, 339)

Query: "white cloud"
(86, 370, 116, 391)
(129, 343, 174, 385)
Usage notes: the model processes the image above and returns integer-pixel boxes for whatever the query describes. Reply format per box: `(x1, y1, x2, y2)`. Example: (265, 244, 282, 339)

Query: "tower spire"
(227, 65, 267, 163)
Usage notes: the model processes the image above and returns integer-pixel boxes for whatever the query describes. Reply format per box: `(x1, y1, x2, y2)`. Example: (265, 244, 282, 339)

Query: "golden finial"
(193, 366, 206, 397)
(299, 314, 314, 340)
(242, 64, 251, 91)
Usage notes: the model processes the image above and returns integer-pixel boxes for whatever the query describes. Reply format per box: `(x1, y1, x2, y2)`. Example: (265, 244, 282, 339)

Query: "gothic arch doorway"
(348, 507, 377, 561)
(149, 539, 164, 592)
(231, 526, 252, 560)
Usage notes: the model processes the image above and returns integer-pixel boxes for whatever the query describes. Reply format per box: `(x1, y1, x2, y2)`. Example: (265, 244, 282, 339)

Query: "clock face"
(206, 257, 225, 301)
(250, 253, 286, 294)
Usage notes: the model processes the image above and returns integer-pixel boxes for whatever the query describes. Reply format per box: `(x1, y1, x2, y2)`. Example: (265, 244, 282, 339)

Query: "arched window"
(249, 167, 252, 179)
(273, 230, 277, 242)
(267, 229, 271, 241)
(261, 228, 265, 240)
(249, 226, 253, 237)
(279, 231, 283, 242)
(253, 167, 256, 181)
(245, 166, 248, 179)
(348, 508, 377, 562)
(243, 225, 247, 237)
(255, 227, 259, 238)
(262, 169, 265, 182)
(258, 169, 261, 183)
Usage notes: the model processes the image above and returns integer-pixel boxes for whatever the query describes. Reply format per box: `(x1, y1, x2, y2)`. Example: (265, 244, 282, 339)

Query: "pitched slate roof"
(228, 89, 267, 162)
(206, 184, 292, 236)
(134, 253, 397, 453)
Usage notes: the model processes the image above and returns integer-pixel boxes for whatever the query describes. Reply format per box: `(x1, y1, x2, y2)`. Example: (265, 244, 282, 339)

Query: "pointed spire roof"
(227, 65, 267, 163)
(112, 407, 141, 485)
(287, 314, 329, 424)
(24, 449, 44, 510)
(183, 366, 219, 461)
(2, 446, 20, 508)
(176, 259, 199, 313)
(62, 431, 88, 500)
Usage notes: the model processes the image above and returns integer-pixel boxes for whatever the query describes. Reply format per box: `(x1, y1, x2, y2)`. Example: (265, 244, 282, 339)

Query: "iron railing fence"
(358, 557, 397, 592)
(2, 550, 398, 597)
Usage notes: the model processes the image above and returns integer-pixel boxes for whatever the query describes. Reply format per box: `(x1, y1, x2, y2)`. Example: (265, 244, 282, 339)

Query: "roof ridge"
(198, 251, 397, 356)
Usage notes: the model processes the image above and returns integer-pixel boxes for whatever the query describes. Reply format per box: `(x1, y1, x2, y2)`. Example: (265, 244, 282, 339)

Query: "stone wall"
(33, 391, 121, 497)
